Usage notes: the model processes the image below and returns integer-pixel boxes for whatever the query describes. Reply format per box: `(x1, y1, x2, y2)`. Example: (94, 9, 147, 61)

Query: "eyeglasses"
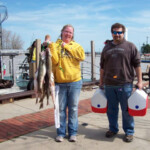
(112, 31, 123, 35)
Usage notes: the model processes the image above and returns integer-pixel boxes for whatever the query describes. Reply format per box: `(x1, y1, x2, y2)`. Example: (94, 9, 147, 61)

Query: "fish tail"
(39, 103, 43, 109)
(47, 100, 49, 105)
(36, 96, 38, 104)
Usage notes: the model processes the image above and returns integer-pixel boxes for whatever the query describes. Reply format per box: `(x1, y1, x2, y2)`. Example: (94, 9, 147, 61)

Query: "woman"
(29, 40, 36, 79)
(29, 40, 36, 63)
(49, 24, 85, 142)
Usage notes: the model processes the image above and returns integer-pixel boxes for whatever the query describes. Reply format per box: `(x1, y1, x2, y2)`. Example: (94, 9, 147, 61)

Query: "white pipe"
(125, 28, 128, 40)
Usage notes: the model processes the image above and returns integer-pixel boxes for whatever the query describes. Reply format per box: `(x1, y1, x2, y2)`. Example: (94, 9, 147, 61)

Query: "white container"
(128, 89, 148, 116)
(91, 88, 107, 113)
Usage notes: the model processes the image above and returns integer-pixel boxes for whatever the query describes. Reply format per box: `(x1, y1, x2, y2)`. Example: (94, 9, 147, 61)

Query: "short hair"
(111, 23, 126, 33)
(45, 34, 50, 41)
(60, 24, 74, 40)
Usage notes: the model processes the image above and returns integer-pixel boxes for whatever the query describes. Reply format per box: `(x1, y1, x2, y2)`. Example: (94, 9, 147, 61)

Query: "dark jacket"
(100, 39, 141, 85)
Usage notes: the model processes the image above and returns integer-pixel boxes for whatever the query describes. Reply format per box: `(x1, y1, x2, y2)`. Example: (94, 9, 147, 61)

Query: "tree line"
(1, 29, 24, 49)
(1, 29, 150, 53)
(141, 43, 150, 54)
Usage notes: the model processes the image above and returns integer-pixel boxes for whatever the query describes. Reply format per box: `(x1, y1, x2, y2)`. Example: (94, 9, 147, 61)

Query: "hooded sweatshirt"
(49, 39, 85, 83)
(100, 39, 141, 85)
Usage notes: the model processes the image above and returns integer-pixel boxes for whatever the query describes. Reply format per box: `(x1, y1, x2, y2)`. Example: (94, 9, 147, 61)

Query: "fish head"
(46, 48, 52, 57)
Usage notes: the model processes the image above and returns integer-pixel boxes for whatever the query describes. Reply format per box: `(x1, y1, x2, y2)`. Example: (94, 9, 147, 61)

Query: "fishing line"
(82, 60, 100, 68)
(82, 72, 100, 76)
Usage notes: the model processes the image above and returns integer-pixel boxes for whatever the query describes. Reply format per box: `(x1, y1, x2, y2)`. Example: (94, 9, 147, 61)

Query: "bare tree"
(2, 29, 11, 49)
(2, 29, 24, 49)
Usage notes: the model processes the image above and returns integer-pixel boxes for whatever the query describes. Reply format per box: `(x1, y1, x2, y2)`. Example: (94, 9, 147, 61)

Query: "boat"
(0, 79, 13, 89)
(141, 54, 150, 63)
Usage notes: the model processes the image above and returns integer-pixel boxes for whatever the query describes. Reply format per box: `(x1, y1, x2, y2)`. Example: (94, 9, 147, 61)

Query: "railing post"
(0, 55, 3, 79)
(91, 41, 96, 81)
(11, 56, 15, 85)
(36, 39, 41, 70)
(29, 39, 41, 79)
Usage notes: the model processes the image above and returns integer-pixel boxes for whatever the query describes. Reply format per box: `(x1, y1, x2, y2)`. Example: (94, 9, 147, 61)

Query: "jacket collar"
(56, 39, 74, 45)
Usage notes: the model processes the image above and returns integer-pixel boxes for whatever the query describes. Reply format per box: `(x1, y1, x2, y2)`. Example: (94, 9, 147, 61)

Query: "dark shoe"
(124, 134, 133, 142)
(105, 130, 117, 138)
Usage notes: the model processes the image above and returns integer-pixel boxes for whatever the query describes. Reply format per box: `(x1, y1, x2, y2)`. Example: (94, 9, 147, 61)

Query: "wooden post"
(0, 55, 3, 79)
(91, 41, 96, 81)
(11, 56, 15, 84)
(36, 39, 41, 69)
(29, 39, 41, 79)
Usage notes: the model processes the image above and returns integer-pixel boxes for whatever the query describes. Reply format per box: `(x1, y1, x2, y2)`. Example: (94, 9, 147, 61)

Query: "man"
(41, 35, 51, 51)
(100, 23, 142, 142)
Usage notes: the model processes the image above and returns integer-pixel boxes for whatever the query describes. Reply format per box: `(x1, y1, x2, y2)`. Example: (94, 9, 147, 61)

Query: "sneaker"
(69, 136, 77, 142)
(55, 136, 64, 142)
(105, 130, 117, 138)
(124, 134, 133, 142)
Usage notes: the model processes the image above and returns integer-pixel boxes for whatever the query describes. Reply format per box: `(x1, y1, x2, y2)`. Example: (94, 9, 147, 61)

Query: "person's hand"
(99, 80, 104, 89)
(45, 40, 52, 44)
(136, 82, 143, 90)
(43, 41, 52, 46)
(43, 41, 47, 46)
(61, 42, 66, 48)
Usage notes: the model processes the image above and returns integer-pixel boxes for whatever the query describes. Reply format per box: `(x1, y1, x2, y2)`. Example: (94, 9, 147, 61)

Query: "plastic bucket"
(128, 89, 148, 116)
(91, 88, 107, 113)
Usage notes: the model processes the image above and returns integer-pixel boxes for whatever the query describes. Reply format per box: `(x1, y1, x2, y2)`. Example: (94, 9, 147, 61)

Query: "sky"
(0, 0, 150, 52)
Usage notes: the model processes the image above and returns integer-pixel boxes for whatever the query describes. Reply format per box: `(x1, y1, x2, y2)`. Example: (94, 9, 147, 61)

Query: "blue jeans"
(104, 84, 134, 135)
(56, 80, 82, 137)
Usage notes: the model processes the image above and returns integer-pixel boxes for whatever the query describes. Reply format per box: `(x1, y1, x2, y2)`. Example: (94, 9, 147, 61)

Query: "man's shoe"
(124, 134, 133, 142)
(105, 130, 117, 138)
(69, 136, 77, 142)
(55, 136, 64, 142)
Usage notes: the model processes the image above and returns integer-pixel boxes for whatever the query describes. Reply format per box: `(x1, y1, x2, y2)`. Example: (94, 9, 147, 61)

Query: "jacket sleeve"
(63, 43, 85, 61)
(131, 44, 141, 68)
(100, 50, 105, 69)
(49, 43, 59, 65)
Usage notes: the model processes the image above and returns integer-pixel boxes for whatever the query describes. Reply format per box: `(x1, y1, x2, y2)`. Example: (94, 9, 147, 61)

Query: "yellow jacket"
(32, 47, 36, 61)
(49, 39, 85, 83)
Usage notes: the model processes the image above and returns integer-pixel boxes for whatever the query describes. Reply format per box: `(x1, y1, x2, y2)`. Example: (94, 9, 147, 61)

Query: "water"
(1, 53, 29, 92)
(81, 54, 148, 81)
(81, 54, 100, 81)
(1, 53, 149, 89)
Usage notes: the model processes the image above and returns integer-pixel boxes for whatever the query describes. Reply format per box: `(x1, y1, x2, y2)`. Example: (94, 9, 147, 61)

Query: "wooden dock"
(0, 90, 35, 104)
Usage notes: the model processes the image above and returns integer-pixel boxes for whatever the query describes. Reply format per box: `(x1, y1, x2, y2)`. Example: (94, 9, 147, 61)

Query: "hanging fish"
(34, 49, 55, 109)
(45, 48, 52, 105)
(34, 51, 46, 104)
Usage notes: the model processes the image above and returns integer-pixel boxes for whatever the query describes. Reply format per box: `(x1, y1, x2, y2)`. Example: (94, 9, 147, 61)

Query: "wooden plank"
(83, 80, 99, 86)
(0, 98, 14, 104)
(91, 41, 96, 81)
(0, 90, 35, 102)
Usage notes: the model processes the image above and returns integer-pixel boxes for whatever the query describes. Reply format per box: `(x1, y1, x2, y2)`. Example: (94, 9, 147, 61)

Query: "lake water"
(1, 53, 149, 87)
(81, 54, 148, 80)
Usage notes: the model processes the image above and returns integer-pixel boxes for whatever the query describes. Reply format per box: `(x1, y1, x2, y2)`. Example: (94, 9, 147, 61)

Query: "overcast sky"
(0, 0, 150, 52)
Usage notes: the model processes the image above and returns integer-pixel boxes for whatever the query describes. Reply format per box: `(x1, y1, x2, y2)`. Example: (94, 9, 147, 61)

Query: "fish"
(45, 48, 52, 105)
(37, 52, 46, 93)
(34, 49, 55, 109)
(34, 71, 39, 103)
(34, 51, 46, 105)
